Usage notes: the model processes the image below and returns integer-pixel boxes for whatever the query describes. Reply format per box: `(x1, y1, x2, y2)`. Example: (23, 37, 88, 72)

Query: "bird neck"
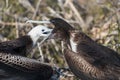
(27, 31, 40, 47)
(69, 38, 78, 53)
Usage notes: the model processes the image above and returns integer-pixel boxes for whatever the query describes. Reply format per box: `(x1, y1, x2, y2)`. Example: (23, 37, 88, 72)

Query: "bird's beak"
(39, 29, 53, 45)
(26, 20, 51, 24)
(43, 29, 53, 34)
(46, 29, 53, 39)
(47, 33, 55, 39)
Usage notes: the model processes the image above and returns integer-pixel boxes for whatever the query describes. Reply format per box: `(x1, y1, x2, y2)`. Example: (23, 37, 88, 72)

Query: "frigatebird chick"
(27, 18, 120, 80)
(0, 25, 52, 56)
(0, 22, 71, 80)
(0, 51, 71, 80)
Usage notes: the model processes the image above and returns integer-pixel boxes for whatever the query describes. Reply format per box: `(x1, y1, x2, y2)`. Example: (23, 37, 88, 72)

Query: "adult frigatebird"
(27, 18, 120, 80)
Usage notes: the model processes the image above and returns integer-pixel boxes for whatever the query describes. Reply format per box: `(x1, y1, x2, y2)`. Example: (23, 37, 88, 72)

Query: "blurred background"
(0, 0, 120, 80)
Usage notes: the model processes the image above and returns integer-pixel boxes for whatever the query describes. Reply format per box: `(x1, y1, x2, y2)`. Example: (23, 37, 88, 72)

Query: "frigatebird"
(27, 18, 120, 80)
(0, 25, 52, 56)
(0, 25, 55, 80)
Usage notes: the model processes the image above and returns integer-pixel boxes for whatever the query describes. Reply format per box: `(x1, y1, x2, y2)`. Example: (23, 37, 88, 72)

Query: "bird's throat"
(70, 38, 77, 53)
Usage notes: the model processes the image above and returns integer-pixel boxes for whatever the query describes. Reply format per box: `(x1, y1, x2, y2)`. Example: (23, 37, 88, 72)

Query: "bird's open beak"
(39, 29, 53, 45)
(43, 29, 53, 34)
(26, 20, 51, 24)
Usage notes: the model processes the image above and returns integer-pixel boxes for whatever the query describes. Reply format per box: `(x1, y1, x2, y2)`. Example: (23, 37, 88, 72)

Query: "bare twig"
(65, 0, 87, 30)
(37, 43, 44, 62)
(32, 0, 42, 19)
(47, 7, 62, 18)
(0, 22, 32, 27)
(51, 40, 60, 52)
(18, 0, 35, 12)
(5, 0, 8, 8)
(15, 20, 19, 38)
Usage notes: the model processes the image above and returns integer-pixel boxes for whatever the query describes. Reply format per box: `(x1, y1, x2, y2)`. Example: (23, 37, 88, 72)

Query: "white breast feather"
(70, 39, 77, 53)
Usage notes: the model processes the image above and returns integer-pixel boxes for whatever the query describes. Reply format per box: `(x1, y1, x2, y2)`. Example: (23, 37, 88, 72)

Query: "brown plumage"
(49, 18, 120, 80)
(0, 36, 32, 56)
(0, 25, 53, 80)
(0, 52, 53, 80)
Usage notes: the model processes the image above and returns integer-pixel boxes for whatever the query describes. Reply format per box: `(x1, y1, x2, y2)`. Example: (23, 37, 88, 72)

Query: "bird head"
(26, 18, 74, 41)
(28, 25, 53, 46)
(49, 18, 74, 40)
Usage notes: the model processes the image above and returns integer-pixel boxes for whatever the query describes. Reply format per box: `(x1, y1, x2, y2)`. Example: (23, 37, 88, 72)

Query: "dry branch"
(0, 22, 32, 27)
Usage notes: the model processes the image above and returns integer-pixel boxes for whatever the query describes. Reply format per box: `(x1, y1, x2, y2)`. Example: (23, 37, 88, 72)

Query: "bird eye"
(42, 29, 45, 32)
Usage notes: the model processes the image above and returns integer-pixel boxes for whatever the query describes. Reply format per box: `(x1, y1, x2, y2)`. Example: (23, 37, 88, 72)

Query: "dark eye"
(42, 29, 45, 32)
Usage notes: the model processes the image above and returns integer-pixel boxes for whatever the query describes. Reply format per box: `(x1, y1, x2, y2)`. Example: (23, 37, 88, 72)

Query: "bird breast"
(70, 38, 78, 53)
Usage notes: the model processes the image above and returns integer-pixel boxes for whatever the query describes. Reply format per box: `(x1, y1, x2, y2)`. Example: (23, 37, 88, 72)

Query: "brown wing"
(77, 41, 120, 68)
(0, 52, 53, 79)
(0, 52, 53, 72)
(64, 48, 120, 80)
(0, 36, 33, 56)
